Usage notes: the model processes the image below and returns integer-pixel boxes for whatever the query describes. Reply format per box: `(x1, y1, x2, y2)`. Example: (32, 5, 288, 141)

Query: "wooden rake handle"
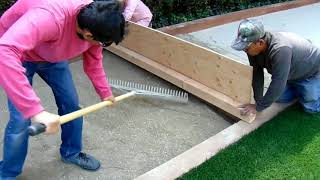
(28, 91, 136, 136)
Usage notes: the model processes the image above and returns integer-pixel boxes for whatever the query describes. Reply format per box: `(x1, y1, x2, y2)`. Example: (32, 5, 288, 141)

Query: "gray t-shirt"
(248, 31, 320, 111)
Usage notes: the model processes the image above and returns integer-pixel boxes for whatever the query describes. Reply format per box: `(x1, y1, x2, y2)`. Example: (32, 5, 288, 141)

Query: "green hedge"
(0, 0, 15, 15)
(1, 0, 294, 28)
(144, 0, 294, 28)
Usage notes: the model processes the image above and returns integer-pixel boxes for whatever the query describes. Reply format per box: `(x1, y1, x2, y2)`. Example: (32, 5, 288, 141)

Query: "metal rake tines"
(108, 78, 188, 103)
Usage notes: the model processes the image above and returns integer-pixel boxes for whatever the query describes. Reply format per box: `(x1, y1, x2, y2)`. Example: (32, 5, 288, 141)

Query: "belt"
(34, 61, 49, 64)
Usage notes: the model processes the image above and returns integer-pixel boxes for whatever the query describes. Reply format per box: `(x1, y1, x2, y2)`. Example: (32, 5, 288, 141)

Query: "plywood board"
(108, 44, 255, 122)
(114, 23, 253, 104)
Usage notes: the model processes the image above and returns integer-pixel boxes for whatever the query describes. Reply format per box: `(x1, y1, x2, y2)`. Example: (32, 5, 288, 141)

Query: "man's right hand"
(31, 111, 60, 134)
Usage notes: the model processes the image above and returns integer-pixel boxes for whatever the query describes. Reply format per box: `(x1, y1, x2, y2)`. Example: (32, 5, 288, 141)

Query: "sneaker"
(61, 152, 101, 171)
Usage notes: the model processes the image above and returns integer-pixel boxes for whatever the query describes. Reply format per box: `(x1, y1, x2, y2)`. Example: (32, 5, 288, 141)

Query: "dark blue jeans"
(0, 62, 83, 178)
(277, 77, 320, 113)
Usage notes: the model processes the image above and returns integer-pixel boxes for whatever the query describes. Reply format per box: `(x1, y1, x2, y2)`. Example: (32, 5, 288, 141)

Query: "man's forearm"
(256, 78, 287, 111)
(252, 67, 264, 103)
(0, 45, 44, 119)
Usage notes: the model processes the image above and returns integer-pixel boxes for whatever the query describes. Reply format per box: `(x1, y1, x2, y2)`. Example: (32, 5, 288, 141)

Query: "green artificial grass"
(178, 105, 320, 180)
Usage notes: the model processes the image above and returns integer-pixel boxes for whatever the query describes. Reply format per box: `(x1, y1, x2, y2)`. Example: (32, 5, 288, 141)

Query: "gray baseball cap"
(231, 19, 265, 51)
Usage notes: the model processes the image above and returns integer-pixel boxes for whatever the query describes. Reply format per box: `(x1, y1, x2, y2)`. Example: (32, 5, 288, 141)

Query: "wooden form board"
(107, 22, 255, 122)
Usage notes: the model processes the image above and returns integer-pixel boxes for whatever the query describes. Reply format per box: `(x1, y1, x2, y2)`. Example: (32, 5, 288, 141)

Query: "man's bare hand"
(31, 111, 60, 134)
(103, 95, 115, 104)
(238, 104, 257, 116)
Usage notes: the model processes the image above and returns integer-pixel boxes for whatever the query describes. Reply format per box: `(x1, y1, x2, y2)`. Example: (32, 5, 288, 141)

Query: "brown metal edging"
(158, 0, 320, 35)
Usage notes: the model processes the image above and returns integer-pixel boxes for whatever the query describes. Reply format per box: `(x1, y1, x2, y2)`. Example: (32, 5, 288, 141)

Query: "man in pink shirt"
(95, 0, 152, 27)
(0, 0, 126, 178)
(122, 0, 152, 27)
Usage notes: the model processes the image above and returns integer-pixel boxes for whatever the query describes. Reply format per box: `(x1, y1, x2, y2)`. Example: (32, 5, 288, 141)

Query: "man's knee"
(302, 91, 318, 102)
(276, 86, 297, 103)
(297, 77, 320, 102)
(276, 96, 295, 103)
(58, 101, 80, 113)
(301, 99, 320, 113)
(56, 91, 79, 109)
(6, 118, 30, 134)
(7, 103, 31, 134)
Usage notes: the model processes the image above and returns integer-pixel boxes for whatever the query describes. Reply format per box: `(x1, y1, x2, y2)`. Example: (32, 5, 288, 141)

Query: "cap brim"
(231, 37, 250, 51)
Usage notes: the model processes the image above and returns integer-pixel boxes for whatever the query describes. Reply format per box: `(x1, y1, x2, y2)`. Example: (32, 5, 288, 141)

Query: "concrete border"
(134, 102, 294, 180)
(158, 0, 320, 35)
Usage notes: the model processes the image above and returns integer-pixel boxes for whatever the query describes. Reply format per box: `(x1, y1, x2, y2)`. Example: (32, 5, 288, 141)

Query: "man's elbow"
(0, 44, 23, 68)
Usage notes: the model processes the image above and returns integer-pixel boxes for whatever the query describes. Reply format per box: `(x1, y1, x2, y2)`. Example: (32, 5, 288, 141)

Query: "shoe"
(61, 152, 101, 171)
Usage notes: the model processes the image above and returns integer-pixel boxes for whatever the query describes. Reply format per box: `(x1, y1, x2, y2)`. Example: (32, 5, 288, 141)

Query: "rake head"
(108, 78, 188, 103)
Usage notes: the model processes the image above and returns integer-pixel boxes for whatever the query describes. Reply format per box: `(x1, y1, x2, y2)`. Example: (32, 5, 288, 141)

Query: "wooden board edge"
(127, 22, 252, 69)
(107, 45, 256, 123)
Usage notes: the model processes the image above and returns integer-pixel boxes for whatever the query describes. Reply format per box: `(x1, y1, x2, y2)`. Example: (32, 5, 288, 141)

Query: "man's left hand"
(238, 104, 257, 116)
(103, 95, 115, 104)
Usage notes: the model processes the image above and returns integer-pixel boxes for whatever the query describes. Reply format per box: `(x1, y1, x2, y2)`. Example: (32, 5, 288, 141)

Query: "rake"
(108, 78, 188, 103)
(28, 91, 136, 136)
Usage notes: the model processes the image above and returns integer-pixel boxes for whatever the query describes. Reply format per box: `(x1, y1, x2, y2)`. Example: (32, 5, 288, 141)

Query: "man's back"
(0, 0, 94, 61)
(250, 31, 320, 81)
(271, 32, 320, 80)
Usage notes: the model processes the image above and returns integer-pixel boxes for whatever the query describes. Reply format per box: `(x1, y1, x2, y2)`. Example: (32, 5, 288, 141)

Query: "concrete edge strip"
(134, 102, 294, 180)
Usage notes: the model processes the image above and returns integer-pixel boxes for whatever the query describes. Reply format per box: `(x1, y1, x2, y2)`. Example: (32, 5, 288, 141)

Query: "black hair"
(94, 0, 126, 11)
(77, 0, 125, 45)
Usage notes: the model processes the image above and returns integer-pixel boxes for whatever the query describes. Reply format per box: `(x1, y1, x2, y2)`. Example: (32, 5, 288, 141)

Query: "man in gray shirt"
(231, 19, 320, 116)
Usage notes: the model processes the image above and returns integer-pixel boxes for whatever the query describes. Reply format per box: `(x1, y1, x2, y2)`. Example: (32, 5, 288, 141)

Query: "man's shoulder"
(267, 32, 293, 56)
(35, 0, 92, 15)
(268, 32, 292, 47)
